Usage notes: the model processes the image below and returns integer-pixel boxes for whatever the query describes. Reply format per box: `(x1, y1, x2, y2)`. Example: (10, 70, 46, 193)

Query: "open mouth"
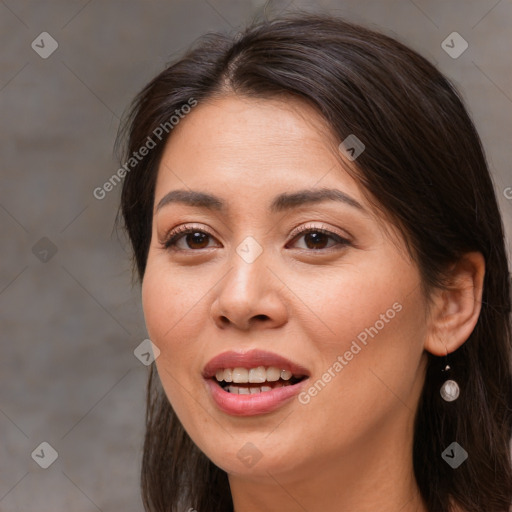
(213, 367, 308, 395)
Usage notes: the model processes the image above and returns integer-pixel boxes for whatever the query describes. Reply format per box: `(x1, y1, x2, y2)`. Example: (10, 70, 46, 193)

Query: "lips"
(202, 349, 311, 416)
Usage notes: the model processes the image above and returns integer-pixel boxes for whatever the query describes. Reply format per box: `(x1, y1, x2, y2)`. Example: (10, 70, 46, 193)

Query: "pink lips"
(202, 349, 310, 416)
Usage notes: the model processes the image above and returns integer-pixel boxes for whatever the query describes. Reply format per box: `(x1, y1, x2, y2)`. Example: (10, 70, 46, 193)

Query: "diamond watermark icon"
(32, 237, 58, 263)
(339, 134, 365, 161)
(134, 338, 160, 366)
(31, 32, 59, 59)
(441, 32, 468, 59)
(31, 441, 58, 469)
(441, 441, 468, 468)
(237, 442, 263, 468)
(236, 236, 263, 264)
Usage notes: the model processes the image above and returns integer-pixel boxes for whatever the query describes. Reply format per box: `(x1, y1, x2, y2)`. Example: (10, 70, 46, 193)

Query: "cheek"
(294, 294, 426, 453)
(141, 264, 201, 420)
(294, 256, 420, 351)
(294, 257, 426, 413)
(141, 260, 201, 381)
(142, 257, 203, 347)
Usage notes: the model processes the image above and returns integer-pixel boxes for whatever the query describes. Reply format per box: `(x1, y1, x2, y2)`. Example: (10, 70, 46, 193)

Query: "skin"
(141, 94, 485, 512)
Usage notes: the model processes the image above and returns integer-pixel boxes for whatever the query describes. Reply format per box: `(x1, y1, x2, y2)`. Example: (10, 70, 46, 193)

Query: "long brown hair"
(116, 11, 512, 512)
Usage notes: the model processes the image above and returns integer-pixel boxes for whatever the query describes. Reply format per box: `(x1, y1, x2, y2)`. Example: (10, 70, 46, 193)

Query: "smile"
(214, 366, 306, 394)
(202, 350, 311, 416)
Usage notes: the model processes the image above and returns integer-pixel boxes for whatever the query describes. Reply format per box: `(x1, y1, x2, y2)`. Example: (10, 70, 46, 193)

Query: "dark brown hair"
(116, 11, 512, 512)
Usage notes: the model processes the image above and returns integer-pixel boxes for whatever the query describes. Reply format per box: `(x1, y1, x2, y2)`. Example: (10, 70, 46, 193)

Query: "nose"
(210, 248, 288, 331)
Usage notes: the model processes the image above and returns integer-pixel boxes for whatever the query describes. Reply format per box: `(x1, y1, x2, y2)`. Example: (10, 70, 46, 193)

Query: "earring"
(440, 351, 460, 402)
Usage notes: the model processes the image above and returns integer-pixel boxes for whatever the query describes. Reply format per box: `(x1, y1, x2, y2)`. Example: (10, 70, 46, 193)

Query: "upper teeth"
(215, 367, 294, 383)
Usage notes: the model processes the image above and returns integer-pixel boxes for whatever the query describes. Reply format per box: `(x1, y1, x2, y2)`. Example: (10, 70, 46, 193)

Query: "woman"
(116, 11, 512, 512)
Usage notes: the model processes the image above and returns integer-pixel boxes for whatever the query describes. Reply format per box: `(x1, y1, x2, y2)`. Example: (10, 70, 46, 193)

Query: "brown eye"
(181, 231, 211, 250)
(163, 228, 218, 251)
(288, 227, 350, 251)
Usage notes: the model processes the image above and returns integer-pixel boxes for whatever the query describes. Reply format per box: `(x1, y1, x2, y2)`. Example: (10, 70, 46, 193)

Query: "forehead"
(154, 95, 365, 205)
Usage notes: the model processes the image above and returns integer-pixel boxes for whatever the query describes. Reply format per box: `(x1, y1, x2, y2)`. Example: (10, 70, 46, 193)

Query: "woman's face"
(142, 94, 430, 481)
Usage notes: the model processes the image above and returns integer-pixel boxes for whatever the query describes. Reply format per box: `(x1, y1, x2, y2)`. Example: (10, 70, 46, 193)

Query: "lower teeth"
(225, 381, 291, 394)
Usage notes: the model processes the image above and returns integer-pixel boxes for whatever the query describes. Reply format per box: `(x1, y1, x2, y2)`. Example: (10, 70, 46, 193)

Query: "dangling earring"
(440, 350, 460, 402)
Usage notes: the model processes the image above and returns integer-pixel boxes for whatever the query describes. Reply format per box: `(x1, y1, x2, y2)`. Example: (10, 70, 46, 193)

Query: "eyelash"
(161, 223, 351, 253)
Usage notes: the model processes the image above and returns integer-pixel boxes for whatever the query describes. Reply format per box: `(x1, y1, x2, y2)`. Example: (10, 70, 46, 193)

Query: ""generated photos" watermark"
(298, 301, 403, 404)
(93, 97, 198, 200)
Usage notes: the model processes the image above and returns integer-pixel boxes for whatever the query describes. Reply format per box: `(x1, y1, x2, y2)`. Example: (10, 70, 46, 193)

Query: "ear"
(424, 251, 486, 356)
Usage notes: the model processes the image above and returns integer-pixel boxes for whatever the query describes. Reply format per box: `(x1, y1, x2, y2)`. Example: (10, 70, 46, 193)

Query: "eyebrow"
(155, 187, 366, 214)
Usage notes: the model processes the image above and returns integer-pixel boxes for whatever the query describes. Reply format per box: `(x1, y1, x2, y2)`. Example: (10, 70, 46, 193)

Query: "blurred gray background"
(1, 0, 511, 510)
